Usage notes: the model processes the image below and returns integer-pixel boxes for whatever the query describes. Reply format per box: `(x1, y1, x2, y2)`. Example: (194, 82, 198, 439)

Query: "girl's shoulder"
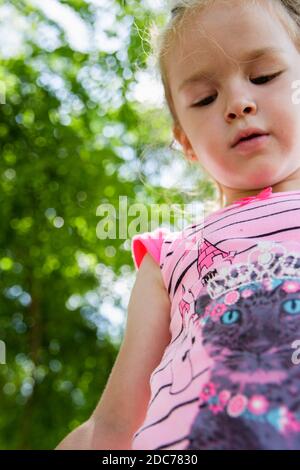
(131, 227, 171, 271)
(131, 225, 195, 270)
(131, 224, 201, 300)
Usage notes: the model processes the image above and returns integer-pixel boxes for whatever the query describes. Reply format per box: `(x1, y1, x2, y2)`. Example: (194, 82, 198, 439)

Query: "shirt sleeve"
(131, 227, 170, 270)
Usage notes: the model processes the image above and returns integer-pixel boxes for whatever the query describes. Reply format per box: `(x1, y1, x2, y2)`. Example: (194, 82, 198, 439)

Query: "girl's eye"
(191, 95, 217, 108)
(251, 71, 282, 85)
(191, 71, 282, 108)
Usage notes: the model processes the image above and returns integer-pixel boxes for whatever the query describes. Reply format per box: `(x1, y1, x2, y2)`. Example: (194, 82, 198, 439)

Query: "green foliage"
(0, 0, 215, 449)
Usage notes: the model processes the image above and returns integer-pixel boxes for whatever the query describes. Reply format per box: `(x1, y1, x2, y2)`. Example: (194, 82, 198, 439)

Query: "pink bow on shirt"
(232, 186, 273, 207)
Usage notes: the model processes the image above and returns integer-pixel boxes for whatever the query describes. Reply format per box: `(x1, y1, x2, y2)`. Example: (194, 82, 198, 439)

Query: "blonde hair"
(150, 0, 300, 209)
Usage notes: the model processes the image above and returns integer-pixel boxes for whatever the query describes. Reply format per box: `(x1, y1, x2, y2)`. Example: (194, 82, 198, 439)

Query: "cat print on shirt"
(184, 274, 300, 450)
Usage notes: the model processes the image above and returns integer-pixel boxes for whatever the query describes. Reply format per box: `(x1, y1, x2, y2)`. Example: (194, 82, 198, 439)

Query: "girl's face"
(168, 0, 300, 201)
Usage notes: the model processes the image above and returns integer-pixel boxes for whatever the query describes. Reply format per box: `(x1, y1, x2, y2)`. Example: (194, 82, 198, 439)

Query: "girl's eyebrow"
(178, 46, 285, 91)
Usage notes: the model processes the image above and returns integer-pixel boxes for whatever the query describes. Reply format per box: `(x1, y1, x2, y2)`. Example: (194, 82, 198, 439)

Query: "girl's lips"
(233, 134, 270, 153)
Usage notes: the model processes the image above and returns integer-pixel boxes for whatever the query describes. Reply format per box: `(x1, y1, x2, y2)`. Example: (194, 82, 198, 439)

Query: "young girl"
(57, 0, 300, 450)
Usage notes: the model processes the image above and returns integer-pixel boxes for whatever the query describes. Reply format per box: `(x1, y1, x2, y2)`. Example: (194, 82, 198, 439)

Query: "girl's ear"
(172, 124, 198, 162)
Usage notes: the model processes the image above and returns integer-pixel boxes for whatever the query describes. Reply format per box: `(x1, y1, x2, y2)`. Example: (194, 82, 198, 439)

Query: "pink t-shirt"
(130, 187, 300, 450)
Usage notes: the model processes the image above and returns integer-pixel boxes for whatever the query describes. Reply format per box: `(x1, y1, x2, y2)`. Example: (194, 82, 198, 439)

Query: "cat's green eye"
(282, 299, 300, 315)
(221, 309, 241, 325)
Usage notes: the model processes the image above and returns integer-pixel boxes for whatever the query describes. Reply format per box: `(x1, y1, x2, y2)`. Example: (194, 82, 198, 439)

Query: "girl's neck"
(223, 179, 300, 207)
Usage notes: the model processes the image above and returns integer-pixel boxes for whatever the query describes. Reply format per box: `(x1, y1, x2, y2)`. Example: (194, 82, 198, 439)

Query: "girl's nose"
(225, 98, 257, 122)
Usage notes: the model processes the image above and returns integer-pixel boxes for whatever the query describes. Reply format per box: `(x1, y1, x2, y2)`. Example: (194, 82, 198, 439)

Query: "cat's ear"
(195, 294, 211, 316)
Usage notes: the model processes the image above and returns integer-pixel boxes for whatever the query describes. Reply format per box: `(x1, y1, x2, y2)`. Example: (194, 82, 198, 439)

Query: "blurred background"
(0, 0, 217, 449)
